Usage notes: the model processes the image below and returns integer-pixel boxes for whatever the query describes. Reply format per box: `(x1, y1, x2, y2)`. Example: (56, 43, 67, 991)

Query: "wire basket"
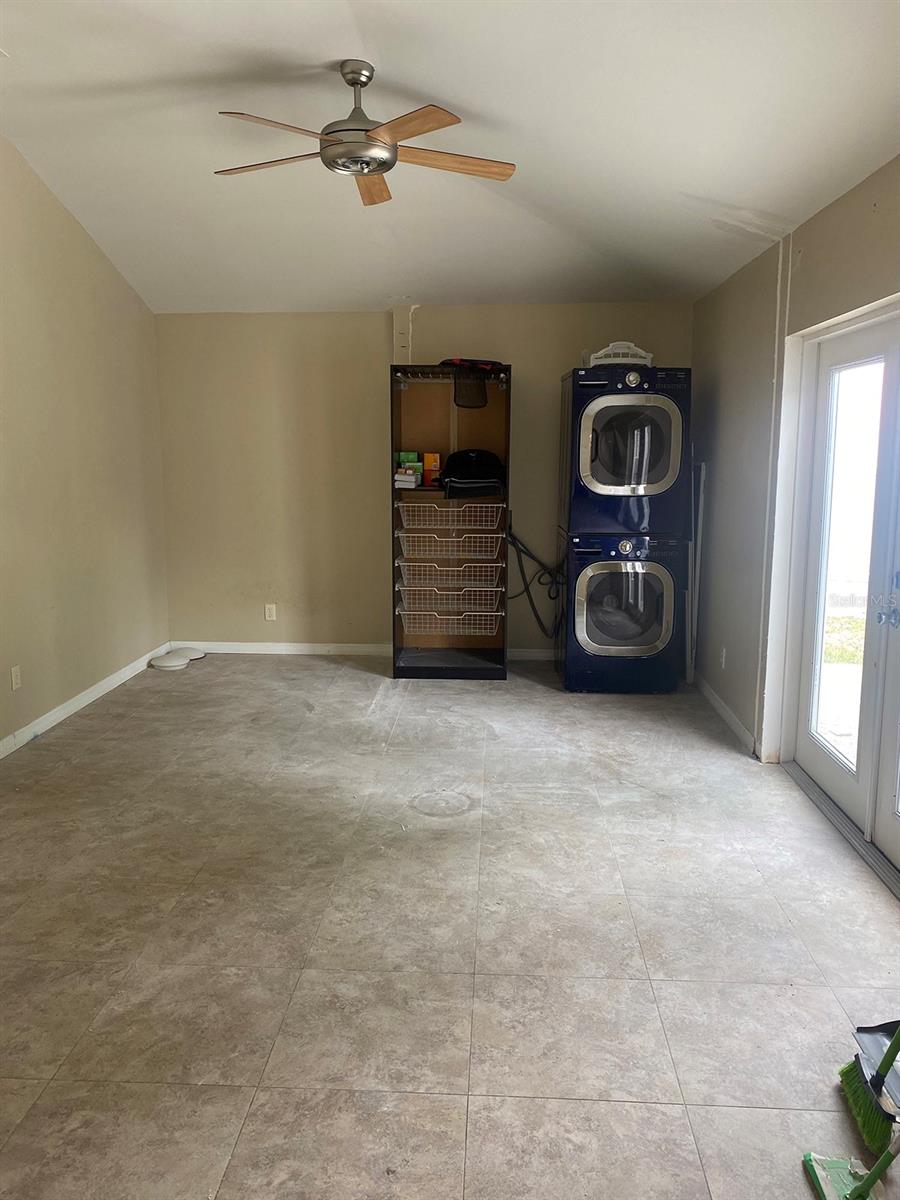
(396, 502, 505, 530)
(397, 609, 504, 636)
(397, 533, 504, 561)
(396, 561, 503, 588)
(399, 587, 503, 613)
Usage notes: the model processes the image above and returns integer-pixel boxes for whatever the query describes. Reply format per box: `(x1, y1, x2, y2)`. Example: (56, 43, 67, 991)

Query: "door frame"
(760, 296, 900, 841)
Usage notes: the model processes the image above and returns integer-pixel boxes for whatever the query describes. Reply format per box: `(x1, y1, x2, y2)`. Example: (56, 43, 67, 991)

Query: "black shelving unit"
(390, 363, 511, 680)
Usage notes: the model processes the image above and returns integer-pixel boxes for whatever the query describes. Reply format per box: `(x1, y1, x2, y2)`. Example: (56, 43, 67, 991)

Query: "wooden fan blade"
(219, 111, 339, 143)
(356, 174, 392, 206)
(368, 105, 460, 145)
(215, 152, 319, 176)
(397, 144, 515, 180)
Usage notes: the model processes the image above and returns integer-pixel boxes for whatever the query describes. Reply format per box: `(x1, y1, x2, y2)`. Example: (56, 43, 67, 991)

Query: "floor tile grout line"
(603, 785, 713, 1196)
(382, 682, 407, 753)
(0, 951, 885, 988)
(681, 1088, 716, 1200)
(631, 805, 854, 1200)
(468, 725, 488, 1076)
(460, 1093, 471, 1200)
(606, 811, 689, 1114)
(0, 1075, 867, 1110)
(26, 855, 217, 1089)
(209, 1082, 258, 1200)
(208, 770, 375, 1198)
(0, 1076, 52, 1155)
(462, 726, 487, 1200)
(765, 885, 839, 992)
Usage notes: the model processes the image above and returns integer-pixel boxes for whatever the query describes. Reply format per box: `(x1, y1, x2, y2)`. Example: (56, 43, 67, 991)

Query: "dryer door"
(579, 394, 682, 496)
(574, 561, 674, 656)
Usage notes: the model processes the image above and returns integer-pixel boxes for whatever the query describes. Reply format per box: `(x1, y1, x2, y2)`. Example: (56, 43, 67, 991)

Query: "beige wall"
(157, 303, 692, 651)
(692, 155, 900, 743)
(692, 246, 780, 733)
(788, 156, 900, 335)
(157, 313, 393, 644)
(0, 137, 168, 742)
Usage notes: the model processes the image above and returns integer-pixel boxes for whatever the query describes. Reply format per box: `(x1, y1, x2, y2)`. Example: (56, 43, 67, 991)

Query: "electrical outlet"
(264, 603, 277, 622)
(10, 665, 22, 691)
(720, 647, 726, 670)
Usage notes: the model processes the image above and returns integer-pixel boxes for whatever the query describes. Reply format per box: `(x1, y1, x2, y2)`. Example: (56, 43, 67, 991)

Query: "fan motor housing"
(319, 109, 396, 176)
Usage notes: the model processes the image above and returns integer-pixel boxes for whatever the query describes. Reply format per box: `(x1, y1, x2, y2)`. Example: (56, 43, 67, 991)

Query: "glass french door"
(795, 318, 900, 867)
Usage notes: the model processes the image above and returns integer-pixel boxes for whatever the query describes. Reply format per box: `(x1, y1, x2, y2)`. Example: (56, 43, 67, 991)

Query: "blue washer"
(559, 364, 691, 537)
(555, 532, 688, 693)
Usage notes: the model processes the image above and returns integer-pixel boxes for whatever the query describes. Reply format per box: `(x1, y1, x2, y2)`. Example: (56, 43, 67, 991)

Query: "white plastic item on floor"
(149, 650, 191, 671)
(180, 647, 206, 660)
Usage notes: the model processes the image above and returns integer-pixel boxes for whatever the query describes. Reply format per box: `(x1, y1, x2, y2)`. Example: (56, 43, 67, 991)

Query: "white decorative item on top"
(582, 341, 653, 368)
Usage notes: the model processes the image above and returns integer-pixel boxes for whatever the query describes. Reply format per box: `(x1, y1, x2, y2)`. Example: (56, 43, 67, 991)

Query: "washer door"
(579, 394, 682, 496)
(574, 561, 674, 657)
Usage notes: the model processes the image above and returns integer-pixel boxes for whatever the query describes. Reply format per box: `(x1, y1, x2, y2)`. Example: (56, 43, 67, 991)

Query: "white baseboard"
(694, 673, 756, 754)
(171, 641, 392, 656)
(0, 641, 171, 761)
(174, 641, 555, 662)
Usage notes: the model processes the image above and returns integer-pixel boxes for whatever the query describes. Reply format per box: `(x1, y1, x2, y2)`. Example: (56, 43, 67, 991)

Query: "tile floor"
(0, 654, 898, 1199)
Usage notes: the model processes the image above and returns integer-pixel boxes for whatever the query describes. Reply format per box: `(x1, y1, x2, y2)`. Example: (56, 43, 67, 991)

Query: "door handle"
(875, 609, 900, 628)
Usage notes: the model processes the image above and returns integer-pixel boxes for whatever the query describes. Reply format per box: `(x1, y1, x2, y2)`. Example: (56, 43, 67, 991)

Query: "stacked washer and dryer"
(555, 345, 693, 692)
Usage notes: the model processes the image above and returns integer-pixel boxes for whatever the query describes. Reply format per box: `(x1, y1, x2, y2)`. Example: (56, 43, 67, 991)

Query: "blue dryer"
(558, 365, 691, 536)
(555, 532, 687, 693)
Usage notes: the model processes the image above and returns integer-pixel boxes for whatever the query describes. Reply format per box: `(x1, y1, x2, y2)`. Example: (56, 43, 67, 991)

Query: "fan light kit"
(215, 59, 515, 206)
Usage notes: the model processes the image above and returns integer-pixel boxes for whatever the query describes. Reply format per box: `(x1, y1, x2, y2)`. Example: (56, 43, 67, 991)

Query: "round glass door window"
(579, 395, 682, 495)
(574, 561, 674, 656)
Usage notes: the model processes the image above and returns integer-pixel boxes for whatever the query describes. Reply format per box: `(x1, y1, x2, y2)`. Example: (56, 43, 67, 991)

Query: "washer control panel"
(571, 536, 650, 559)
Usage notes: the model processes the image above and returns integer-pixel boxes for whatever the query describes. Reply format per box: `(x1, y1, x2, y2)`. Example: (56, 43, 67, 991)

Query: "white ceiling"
(2, 0, 898, 312)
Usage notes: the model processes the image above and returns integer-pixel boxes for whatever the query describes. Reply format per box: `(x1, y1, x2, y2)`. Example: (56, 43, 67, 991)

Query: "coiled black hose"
(507, 522, 565, 640)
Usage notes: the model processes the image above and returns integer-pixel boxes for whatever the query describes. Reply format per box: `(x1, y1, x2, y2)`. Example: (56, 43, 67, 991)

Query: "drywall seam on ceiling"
(694, 672, 755, 754)
(0, 642, 172, 761)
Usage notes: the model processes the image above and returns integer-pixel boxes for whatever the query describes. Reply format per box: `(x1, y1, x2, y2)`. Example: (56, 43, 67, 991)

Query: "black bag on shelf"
(439, 449, 506, 498)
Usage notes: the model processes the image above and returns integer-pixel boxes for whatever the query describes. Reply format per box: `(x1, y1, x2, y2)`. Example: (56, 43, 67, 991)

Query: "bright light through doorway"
(811, 359, 884, 768)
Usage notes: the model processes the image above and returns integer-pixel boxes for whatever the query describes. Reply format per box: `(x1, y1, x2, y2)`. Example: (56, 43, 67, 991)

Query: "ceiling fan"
(215, 59, 516, 206)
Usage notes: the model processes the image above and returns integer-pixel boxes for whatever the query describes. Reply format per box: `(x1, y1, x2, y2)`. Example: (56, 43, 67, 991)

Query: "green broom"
(840, 1021, 900, 1155)
(803, 1126, 899, 1199)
